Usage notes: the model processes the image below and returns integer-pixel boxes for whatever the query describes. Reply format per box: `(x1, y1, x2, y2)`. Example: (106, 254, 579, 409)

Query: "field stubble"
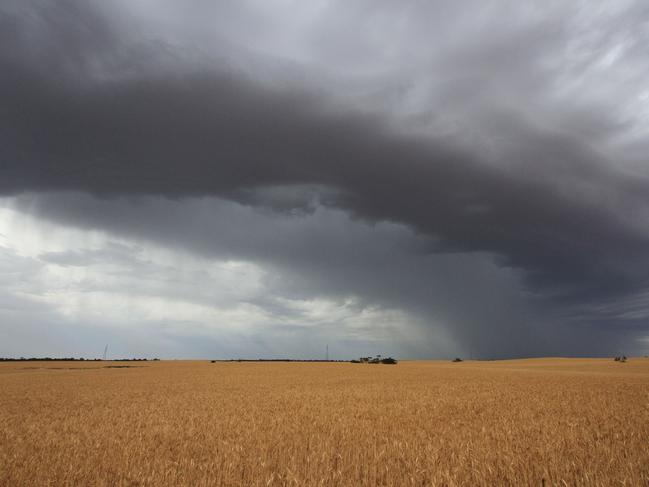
(1, 358, 648, 486)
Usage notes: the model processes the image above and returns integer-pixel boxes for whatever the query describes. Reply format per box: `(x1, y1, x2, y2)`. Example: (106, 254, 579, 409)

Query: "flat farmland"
(1, 359, 648, 486)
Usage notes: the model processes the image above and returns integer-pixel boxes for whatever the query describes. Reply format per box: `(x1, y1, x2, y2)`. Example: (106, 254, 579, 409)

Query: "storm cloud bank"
(1, 0, 649, 358)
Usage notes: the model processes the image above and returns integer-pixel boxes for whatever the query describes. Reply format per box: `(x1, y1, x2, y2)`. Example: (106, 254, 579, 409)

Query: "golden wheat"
(1, 358, 648, 486)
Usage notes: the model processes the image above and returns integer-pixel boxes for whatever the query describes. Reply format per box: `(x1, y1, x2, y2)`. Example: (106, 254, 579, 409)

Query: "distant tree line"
(350, 355, 398, 364)
(210, 357, 399, 364)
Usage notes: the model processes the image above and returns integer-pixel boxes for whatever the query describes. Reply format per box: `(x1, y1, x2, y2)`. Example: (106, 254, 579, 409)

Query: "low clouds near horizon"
(1, 0, 649, 358)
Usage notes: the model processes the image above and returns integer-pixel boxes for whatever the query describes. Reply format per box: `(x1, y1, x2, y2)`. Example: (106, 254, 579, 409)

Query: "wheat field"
(1, 358, 648, 486)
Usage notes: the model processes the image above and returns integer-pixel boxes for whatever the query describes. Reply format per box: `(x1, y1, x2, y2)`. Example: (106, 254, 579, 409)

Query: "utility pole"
(103, 344, 108, 361)
(326, 344, 329, 362)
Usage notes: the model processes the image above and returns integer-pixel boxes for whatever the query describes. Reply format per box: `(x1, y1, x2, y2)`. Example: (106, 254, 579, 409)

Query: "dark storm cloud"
(0, 193, 540, 358)
(4, 192, 637, 359)
(2, 0, 649, 356)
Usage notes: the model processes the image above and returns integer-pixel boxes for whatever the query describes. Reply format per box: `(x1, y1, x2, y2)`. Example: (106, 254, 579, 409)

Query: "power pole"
(103, 344, 108, 361)
(326, 344, 329, 362)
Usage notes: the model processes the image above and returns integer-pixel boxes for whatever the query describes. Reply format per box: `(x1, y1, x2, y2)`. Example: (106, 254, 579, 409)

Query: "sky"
(1, 0, 649, 359)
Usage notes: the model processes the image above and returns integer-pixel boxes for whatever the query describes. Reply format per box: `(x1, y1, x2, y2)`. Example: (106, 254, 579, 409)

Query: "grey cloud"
(5, 192, 636, 358)
(2, 0, 649, 357)
(0, 217, 445, 359)
(38, 242, 143, 267)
